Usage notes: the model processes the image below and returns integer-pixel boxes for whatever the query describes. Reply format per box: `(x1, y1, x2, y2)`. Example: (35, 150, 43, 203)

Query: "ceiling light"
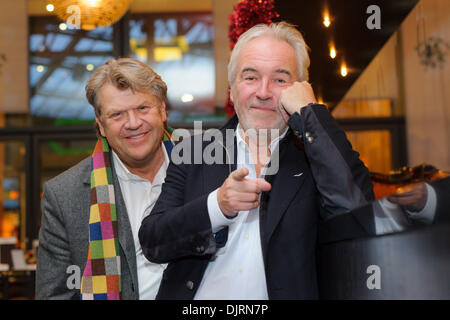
(46, 4, 54, 12)
(36, 65, 45, 72)
(340, 65, 348, 77)
(86, 64, 94, 71)
(83, 0, 101, 7)
(53, 0, 132, 31)
(323, 16, 331, 28)
(330, 48, 336, 59)
(59, 23, 67, 31)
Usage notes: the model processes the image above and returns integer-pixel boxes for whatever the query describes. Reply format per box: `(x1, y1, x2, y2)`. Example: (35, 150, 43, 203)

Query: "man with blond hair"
(36, 58, 175, 300)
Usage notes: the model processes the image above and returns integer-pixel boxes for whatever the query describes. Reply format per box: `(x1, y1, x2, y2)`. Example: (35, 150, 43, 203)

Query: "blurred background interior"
(0, 0, 448, 299)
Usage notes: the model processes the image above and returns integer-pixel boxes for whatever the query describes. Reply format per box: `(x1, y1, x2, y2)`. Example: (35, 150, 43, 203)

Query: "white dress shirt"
(194, 125, 287, 300)
(112, 144, 169, 300)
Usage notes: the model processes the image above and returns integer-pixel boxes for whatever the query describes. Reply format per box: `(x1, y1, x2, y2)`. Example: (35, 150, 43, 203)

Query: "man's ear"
(229, 86, 235, 103)
(160, 101, 168, 124)
(95, 116, 106, 137)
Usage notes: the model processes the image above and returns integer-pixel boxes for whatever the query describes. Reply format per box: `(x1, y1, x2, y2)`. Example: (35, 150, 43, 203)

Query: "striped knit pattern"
(80, 137, 121, 300)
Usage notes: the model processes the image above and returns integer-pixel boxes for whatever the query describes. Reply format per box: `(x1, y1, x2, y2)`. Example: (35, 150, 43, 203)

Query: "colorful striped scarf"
(80, 127, 175, 300)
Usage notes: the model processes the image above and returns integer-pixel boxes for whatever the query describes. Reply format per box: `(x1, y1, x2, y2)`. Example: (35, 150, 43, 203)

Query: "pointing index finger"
(231, 167, 249, 181)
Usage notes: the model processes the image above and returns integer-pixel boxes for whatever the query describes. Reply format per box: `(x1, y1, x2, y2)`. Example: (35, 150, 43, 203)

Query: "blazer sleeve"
(430, 177, 450, 224)
(36, 182, 79, 300)
(288, 104, 374, 219)
(139, 158, 217, 264)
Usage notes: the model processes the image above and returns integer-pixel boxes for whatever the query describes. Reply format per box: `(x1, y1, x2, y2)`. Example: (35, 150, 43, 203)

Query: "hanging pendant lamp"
(53, 0, 132, 31)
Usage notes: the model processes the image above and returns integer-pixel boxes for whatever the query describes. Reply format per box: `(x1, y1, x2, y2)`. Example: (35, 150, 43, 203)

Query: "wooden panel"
(0, 0, 28, 113)
(333, 99, 392, 118)
(212, 0, 239, 107)
(345, 130, 392, 174)
(401, 0, 450, 171)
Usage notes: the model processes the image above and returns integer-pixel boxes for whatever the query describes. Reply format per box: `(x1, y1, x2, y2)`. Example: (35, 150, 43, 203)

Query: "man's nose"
(256, 79, 272, 101)
(124, 110, 142, 129)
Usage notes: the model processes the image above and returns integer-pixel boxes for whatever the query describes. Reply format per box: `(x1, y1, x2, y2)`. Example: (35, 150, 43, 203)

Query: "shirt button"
(238, 268, 243, 273)
(307, 136, 314, 143)
(186, 280, 194, 290)
(244, 234, 249, 239)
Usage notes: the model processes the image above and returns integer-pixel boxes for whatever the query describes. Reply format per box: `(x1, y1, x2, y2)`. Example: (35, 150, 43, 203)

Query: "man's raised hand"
(217, 167, 272, 218)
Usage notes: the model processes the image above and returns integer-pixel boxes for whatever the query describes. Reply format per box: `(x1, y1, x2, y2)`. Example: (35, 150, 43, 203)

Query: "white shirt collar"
(112, 142, 169, 185)
(235, 123, 288, 153)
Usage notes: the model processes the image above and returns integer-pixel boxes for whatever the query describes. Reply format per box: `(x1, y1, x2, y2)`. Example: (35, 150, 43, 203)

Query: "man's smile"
(250, 105, 277, 112)
(124, 131, 149, 140)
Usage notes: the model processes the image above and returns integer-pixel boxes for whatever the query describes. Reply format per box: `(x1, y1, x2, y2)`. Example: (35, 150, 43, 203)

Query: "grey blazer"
(36, 155, 139, 299)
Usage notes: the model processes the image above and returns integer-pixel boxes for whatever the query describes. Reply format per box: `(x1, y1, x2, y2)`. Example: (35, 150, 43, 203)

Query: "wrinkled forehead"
(97, 84, 161, 113)
(235, 36, 298, 78)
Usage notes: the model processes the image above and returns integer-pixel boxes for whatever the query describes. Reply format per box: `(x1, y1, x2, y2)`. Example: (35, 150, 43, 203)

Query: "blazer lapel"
(203, 116, 238, 194)
(82, 162, 91, 185)
(203, 136, 237, 193)
(260, 133, 309, 252)
(81, 161, 92, 244)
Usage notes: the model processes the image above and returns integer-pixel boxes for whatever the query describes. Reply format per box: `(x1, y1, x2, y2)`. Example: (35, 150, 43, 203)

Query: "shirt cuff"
(207, 188, 237, 233)
(405, 183, 437, 224)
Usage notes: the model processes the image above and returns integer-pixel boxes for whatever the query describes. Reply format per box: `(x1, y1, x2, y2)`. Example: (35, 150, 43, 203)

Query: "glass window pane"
(29, 17, 115, 122)
(129, 13, 217, 124)
(0, 141, 26, 244)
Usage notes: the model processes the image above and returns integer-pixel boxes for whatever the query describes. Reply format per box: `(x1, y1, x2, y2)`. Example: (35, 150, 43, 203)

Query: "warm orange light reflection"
(9, 190, 19, 200)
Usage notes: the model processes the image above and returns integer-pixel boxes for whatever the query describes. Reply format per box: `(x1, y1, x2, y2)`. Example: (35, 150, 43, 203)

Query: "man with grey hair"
(36, 58, 176, 299)
(139, 22, 374, 299)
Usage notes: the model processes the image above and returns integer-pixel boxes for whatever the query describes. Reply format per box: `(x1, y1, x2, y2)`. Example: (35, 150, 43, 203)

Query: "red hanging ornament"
(224, 0, 280, 118)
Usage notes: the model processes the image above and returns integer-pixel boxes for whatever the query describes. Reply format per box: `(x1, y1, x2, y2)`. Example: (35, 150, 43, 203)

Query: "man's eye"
(275, 79, 287, 84)
(245, 76, 256, 81)
(138, 106, 148, 111)
(111, 112, 122, 118)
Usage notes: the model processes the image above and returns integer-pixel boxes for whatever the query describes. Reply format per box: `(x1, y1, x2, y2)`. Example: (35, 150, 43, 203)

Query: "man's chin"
(250, 120, 287, 132)
(236, 111, 286, 132)
(121, 144, 159, 161)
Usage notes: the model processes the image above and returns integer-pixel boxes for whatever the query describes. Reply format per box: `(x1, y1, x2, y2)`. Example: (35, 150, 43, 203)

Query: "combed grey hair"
(227, 21, 310, 86)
